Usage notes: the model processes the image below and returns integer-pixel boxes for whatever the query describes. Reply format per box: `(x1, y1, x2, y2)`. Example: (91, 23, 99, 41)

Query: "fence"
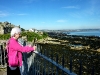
(33, 50, 77, 75)
(0, 45, 7, 69)
(0, 44, 96, 75)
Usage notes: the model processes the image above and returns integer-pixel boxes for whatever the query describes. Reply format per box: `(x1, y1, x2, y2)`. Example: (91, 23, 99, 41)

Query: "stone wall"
(0, 21, 20, 34)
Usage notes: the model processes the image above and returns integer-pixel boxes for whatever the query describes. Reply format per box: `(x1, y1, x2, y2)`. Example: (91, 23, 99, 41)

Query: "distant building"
(29, 28, 38, 33)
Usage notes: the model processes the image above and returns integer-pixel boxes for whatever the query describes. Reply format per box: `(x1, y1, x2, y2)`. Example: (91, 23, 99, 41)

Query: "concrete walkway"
(0, 71, 7, 75)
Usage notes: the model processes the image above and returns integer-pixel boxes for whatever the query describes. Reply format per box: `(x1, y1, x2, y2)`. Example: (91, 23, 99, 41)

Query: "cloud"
(62, 6, 80, 9)
(56, 20, 66, 22)
(0, 11, 9, 17)
(0, 11, 29, 17)
(17, 13, 28, 16)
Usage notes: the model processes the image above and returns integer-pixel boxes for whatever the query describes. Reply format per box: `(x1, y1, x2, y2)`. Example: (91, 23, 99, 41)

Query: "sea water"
(65, 30, 100, 37)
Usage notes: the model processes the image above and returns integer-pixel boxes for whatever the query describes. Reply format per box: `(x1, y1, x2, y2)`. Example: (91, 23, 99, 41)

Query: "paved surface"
(0, 71, 7, 75)
(0, 68, 7, 75)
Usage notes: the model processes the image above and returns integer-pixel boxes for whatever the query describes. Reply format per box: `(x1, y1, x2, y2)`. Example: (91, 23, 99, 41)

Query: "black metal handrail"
(0, 44, 96, 75)
(0, 45, 7, 68)
(33, 51, 77, 75)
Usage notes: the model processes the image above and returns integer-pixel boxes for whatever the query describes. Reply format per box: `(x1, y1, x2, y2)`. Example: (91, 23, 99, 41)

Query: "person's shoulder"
(6, 38, 11, 44)
(9, 37, 17, 43)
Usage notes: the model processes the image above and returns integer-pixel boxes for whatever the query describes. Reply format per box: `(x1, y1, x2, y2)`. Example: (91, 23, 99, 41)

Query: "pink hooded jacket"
(7, 37, 34, 66)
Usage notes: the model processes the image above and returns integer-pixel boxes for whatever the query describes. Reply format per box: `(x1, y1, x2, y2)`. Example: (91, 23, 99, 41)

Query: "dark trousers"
(6, 57, 21, 75)
(7, 66, 21, 75)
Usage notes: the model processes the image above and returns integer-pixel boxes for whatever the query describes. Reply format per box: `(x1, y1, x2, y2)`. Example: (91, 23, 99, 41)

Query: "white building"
(29, 28, 38, 33)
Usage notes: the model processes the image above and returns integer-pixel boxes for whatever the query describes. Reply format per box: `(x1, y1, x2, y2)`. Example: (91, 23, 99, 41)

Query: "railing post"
(51, 63, 54, 75)
(44, 49, 46, 55)
(91, 66, 94, 75)
(38, 61, 40, 75)
(46, 48, 48, 57)
(0, 45, 1, 66)
(43, 60, 46, 75)
(91, 54, 94, 75)
(70, 57, 72, 73)
(3, 49, 6, 67)
(51, 50, 53, 60)
(79, 60, 82, 75)
(56, 54, 58, 63)
(3, 43, 6, 67)
(62, 54, 64, 75)
(40, 45, 42, 55)
(56, 54, 58, 75)
(34, 56, 36, 75)
(62, 54, 64, 68)
(35, 56, 38, 75)
(0, 45, 3, 67)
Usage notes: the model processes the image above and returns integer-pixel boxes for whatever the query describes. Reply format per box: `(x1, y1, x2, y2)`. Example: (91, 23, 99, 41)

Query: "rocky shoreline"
(37, 37, 90, 50)
(37, 31, 100, 52)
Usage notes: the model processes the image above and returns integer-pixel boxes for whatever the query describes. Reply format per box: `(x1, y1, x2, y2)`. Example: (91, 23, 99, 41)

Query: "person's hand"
(28, 44, 32, 47)
(33, 46, 37, 50)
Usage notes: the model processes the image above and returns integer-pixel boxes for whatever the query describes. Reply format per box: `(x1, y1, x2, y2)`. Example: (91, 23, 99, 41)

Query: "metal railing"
(0, 45, 7, 69)
(33, 51, 77, 75)
(0, 44, 96, 75)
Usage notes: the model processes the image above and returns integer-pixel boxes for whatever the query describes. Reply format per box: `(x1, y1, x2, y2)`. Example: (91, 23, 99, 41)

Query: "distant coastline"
(65, 30, 100, 37)
(40, 29, 100, 32)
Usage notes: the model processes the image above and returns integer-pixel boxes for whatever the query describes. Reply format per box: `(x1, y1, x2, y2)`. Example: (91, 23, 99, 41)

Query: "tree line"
(0, 31, 48, 42)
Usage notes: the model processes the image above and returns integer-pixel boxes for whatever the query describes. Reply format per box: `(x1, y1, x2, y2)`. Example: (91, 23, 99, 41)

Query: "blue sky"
(0, 0, 100, 30)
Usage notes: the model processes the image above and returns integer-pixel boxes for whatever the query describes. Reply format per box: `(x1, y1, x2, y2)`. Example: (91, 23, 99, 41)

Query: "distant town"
(0, 21, 100, 34)
(39, 28, 100, 33)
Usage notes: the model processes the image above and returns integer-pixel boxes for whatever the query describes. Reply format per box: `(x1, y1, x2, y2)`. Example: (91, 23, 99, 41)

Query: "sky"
(0, 0, 100, 30)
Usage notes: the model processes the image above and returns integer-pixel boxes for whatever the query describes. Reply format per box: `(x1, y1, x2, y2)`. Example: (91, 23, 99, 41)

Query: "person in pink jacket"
(6, 27, 36, 75)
